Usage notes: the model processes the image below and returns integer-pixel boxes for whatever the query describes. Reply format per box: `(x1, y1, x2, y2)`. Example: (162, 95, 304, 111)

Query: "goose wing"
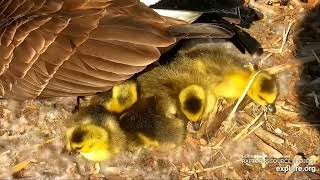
(0, 0, 179, 100)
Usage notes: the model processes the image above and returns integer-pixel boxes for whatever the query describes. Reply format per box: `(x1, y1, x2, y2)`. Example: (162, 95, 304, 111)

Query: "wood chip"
(233, 112, 264, 141)
(265, 64, 297, 74)
(279, 21, 294, 53)
(287, 123, 320, 127)
(254, 128, 285, 145)
(12, 159, 34, 174)
(237, 113, 285, 145)
(238, 121, 265, 141)
(254, 135, 283, 158)
(274, 128, 282, 134)
(0, 150, 10, 157)
(259, 53, 273, 67)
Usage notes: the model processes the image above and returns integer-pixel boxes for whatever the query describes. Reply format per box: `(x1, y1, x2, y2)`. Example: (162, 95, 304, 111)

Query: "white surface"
(140, 0, 202, 23)
(154, 9, 202, 23)
(140, 0, 161, 6)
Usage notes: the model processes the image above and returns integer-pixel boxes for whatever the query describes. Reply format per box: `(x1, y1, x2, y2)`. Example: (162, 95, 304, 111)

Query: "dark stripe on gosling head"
(184, 96, 202, 114)
(260, 77, 275, 93)
(71, 129, 87, 143)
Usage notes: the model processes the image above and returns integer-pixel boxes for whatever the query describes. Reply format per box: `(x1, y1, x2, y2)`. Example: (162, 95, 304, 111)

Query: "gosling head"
(67, 124, 110, 161)
(179, 85, 206, 124)
(105, 81, 138, 113)
(248, 71, 278, 113)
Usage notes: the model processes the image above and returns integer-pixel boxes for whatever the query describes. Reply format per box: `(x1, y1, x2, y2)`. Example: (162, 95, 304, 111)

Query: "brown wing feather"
(0, 0, 177, 100)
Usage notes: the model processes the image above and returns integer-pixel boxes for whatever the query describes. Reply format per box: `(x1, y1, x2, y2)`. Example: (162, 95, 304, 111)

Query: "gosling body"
(177, 46, 278, 107)
(66, 105, 126, 161)
(146, 46, 278, 108)
(118, 96, 187, 150)
(90, 80, 138, 114)
(89, 79, 208, 150)
(89, 80, 193, 150)
(77, 45, 278, 155)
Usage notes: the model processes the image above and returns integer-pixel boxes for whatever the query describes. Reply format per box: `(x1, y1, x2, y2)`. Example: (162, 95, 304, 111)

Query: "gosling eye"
(71, 129, 87, 143)
(184, 96, 202, 114)
(88, 143, 94, 149)
(258, 95, 266, 102)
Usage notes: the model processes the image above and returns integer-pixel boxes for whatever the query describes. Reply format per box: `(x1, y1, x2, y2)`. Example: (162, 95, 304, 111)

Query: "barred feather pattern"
(0, 0, 177, 100)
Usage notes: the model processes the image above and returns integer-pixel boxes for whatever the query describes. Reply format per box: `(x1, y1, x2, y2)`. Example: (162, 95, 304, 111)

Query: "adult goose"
(0, 0, 255, 100)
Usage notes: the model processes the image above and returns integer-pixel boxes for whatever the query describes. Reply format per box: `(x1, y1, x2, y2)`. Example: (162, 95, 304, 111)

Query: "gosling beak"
(69, 147, 81, 156)
(266, 103, 276, 113)
(192, 121, 202, 131)
(69, 150, 78, 156)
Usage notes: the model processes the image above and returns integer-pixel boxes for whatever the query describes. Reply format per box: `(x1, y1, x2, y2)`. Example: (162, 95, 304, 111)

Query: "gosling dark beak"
(192, 121, 202, 131)
(69, 150, 79, 155)
(267, 103, 276, 113)
(68, 147, 81, 156)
